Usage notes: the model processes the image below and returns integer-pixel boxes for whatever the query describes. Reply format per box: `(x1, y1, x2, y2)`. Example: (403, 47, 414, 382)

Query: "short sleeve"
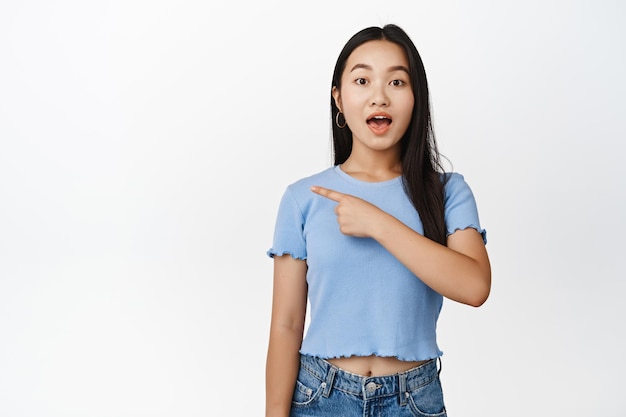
(266, 187, 307, 259)
(444, 173, 487, 244)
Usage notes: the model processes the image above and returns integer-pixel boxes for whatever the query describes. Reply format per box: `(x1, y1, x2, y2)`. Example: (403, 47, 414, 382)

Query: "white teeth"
(373, 116, 387, 119)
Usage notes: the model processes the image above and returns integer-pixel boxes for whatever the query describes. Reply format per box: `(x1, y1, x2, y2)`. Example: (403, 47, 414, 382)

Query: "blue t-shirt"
(268, 165, 486, 361)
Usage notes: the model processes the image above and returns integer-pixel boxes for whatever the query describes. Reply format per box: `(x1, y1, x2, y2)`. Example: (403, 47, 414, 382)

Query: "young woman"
(266, 24, 491, 417)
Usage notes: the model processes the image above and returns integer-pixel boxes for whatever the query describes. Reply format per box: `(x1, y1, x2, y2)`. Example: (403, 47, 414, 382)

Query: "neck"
(341, 146, 402, 182)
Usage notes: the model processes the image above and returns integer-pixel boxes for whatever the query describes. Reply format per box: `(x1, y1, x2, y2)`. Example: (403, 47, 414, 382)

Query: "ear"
(332, 86, 342, 112)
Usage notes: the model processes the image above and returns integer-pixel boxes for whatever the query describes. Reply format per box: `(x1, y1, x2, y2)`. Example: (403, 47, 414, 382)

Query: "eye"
(355, 78, 368, 86)
(390, 79, 406, 87)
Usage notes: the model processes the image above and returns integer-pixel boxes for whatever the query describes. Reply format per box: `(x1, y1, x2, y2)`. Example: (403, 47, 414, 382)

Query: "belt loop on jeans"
(398, 372, 408, 406)
(322, 365, 337, 398)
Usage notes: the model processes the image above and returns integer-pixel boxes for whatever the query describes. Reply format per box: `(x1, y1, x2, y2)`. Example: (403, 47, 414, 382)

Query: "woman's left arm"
(375, 217, 491, 307)
(311, 186, 491, 307)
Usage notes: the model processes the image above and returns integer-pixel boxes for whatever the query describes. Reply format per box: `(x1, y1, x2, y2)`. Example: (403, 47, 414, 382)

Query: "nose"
(371, 84, 389, 107)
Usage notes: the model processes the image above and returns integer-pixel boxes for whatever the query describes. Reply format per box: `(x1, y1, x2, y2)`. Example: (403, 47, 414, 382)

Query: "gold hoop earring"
(335, 111, 346, 129)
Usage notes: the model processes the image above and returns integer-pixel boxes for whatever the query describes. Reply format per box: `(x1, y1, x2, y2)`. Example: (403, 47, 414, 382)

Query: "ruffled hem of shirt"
(447, 225, 487, 244)
(300, 349, 443, 362)
(266, 248, 307, 260)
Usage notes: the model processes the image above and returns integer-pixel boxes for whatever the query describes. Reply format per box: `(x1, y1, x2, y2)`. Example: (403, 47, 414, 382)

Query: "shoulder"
(442, 172, 474, 197)
(442, 171, 480, 211)
(284, 167, 338, 197)
(273, 167, 339, 224)
(442, 171, 466, 187)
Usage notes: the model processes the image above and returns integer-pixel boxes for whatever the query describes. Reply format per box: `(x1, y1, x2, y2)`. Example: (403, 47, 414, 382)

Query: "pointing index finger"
(311, 186, 344, 202)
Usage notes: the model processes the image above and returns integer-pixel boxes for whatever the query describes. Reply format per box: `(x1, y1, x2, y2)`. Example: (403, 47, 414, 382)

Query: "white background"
(1, 0, 624, 415)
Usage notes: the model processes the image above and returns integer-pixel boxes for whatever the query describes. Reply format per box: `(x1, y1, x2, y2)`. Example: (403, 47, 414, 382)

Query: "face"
(333, 40, 414, 156)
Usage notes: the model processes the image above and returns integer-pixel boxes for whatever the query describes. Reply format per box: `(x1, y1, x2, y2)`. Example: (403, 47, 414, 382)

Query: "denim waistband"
(298, 354, 440, 402)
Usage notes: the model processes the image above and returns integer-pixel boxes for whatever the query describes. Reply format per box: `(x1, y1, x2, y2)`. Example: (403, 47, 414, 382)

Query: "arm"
(373, 214, 490, 306)
(266, 255, 308, 417)
(311, 186, 491, 307)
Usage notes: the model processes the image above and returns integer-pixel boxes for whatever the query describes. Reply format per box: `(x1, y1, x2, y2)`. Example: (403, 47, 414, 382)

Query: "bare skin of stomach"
(327, 355, 428, 377)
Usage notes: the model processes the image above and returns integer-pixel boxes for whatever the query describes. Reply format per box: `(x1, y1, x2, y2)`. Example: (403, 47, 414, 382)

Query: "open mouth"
(367, 114, 392, 132)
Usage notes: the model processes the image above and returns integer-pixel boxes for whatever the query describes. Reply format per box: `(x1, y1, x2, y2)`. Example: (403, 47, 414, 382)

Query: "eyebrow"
(349, 63, 410, 74)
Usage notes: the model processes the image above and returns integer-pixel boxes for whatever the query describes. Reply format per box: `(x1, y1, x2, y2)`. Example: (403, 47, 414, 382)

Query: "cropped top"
(267, 165, 486, 361)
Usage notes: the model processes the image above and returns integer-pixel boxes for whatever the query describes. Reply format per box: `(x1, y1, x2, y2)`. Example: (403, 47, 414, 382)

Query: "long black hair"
(331, 24, 448, 246)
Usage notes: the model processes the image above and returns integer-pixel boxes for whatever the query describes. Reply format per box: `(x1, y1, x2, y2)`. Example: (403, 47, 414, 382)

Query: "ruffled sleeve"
(444, 173, 487, 244)
(267, 187, 307, 260)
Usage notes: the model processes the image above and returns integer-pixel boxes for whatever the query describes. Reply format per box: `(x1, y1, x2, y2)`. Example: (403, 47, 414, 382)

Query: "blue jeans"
(290, 354, 447, 417)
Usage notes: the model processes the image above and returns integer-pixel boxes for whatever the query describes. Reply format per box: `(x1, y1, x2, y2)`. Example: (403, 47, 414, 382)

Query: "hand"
(311, 186, 385, 238)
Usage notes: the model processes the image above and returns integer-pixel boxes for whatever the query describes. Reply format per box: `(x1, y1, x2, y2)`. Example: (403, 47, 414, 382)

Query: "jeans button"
(365, 382, 378, 393)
